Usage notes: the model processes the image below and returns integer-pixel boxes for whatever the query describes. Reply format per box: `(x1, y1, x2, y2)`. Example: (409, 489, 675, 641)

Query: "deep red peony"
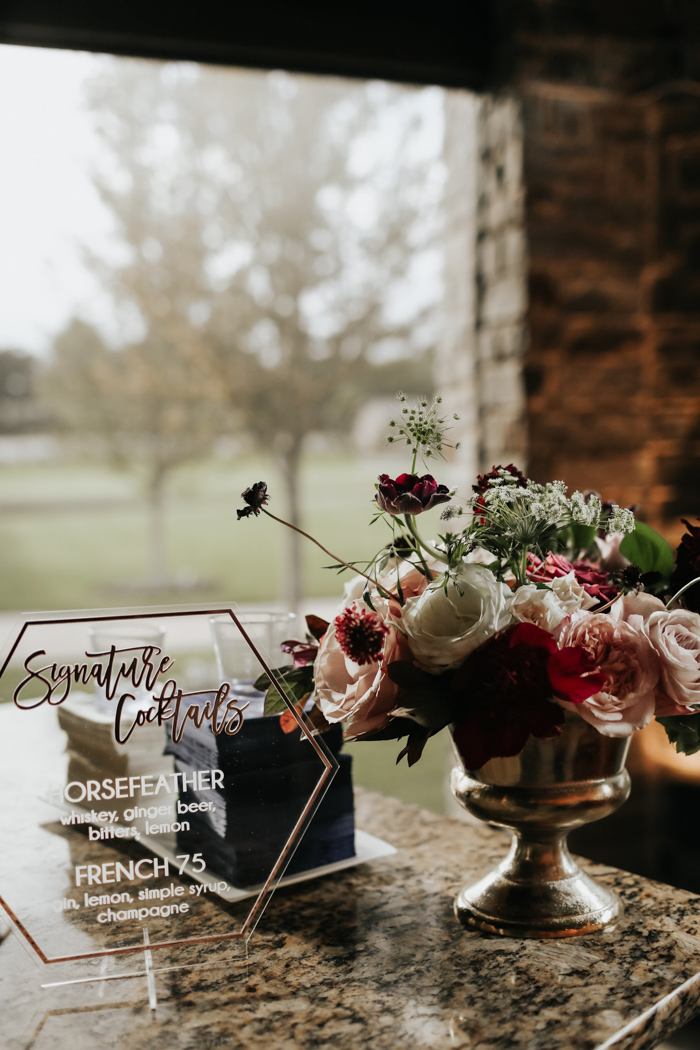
(450, 623, 605, 769)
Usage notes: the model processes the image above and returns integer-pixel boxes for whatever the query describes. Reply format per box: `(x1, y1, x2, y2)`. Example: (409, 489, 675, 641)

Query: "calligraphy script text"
(13, 645, 247, 742)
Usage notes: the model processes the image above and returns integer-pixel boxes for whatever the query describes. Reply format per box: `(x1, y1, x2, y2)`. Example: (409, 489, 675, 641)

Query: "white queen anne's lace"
(467, 479, 634, 538)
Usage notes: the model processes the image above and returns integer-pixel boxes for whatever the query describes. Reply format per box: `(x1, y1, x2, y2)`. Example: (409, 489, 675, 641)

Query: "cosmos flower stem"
(261, 508, 397, 601)
(404, 514, 449, 565)
(393, 515, 435, 583)
(667, 576, 700, 610)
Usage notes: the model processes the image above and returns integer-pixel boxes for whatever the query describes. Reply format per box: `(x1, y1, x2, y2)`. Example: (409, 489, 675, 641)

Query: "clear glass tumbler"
(209, 611, 296, 718)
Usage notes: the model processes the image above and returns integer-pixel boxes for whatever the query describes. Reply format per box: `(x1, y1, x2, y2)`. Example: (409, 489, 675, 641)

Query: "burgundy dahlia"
(334, 606, 389, 666)
(376, 473, 451, 516)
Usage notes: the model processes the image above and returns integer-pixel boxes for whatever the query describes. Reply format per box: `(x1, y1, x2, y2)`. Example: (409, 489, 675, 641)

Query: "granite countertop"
(4, 784, 700, 1050)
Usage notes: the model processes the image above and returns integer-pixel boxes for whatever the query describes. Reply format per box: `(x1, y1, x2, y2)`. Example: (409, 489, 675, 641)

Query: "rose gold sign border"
(0, 607, 337, 965)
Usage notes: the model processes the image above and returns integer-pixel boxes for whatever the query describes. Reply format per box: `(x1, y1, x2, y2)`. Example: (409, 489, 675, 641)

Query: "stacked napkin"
(165, 693, 355, 888)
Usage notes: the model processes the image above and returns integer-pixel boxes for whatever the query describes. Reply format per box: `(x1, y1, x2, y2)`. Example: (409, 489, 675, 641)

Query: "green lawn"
(345, 732, 452, 814)
(0, 450, 403, 610)
(0, 449, 451, 812)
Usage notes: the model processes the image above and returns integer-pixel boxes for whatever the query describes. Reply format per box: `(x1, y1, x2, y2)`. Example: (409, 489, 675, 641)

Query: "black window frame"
(0, 1, 509, 90)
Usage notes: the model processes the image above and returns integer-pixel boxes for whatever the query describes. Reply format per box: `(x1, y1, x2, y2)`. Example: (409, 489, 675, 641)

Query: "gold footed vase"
(450, 713, 631, 939)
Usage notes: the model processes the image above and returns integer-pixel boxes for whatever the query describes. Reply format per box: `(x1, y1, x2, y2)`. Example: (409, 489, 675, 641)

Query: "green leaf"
(396, 725, 433, 767)
(386, 660, 436, 689)
(259, 664, 314, 716)
(619, 521, 675, 579)
(263, 684, 289, 717)
(569, 522, 596, 553)
(657, 714, 700, 757)
(253, 670, 271, 693)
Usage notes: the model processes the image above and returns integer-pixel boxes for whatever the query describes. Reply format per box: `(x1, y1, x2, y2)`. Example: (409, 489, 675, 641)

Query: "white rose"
(646, 609, 700, 707)
(401, 563, 513, 673)
(550, 571, 599, 617)
(508, 585, 565, 632)
(509, 571, 597, 633)
(465, 546, 516, 585)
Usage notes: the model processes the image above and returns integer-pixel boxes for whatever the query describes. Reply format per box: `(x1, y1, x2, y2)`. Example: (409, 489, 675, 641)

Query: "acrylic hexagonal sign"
(0, 605, 342, 981)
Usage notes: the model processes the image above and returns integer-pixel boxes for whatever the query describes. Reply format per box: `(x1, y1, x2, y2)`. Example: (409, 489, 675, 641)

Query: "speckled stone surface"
(4, 785, 700, 1049)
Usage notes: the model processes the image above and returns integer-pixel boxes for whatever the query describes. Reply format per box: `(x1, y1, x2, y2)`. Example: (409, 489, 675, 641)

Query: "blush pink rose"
(314, 596, 413, 737)
(610, 594, 698, 716)
(646, 609, 700, 711)
(609, 591, 666, 626)
(556, 610, 660, 736)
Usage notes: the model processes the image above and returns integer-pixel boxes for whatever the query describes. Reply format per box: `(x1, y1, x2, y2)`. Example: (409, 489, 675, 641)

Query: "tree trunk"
(147, 464, 168, 589)
(277, 438, 303, 616)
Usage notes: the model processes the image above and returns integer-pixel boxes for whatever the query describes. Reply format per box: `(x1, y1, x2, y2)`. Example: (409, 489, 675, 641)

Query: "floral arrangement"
(238, 395, 700, 769)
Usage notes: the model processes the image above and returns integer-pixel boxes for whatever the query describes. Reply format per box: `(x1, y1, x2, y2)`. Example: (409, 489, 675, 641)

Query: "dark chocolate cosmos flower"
(237, 481, 269, 519)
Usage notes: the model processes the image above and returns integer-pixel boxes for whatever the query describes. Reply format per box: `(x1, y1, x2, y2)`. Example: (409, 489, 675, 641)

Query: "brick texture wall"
(517, 10, 700, 530)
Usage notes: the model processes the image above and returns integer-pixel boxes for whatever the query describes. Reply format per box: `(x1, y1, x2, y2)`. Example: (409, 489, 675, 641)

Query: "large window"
(0, 45, 457, 615)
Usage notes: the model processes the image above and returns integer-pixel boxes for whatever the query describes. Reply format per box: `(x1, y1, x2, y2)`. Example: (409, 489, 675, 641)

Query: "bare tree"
(47, 318, 226, 586)
(46, 60, 442, 604)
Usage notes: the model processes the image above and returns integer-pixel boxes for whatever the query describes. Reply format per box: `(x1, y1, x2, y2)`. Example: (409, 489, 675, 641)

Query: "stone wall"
(436, 91, 481, 488)
(516, 10, 700, 531)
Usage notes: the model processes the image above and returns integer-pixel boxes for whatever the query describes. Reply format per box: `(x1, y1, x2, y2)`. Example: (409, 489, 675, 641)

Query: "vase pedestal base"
(454, 851, 623, 939)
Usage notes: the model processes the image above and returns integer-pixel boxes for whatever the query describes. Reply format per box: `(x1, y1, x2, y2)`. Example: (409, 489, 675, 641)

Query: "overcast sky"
(0, 45, 116, 356)
(0, 45, 444, 360)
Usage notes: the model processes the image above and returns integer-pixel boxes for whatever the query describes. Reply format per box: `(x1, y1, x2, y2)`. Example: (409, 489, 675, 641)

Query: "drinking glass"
(87, 622, 167, 716)
(209, 612, 296, 718)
